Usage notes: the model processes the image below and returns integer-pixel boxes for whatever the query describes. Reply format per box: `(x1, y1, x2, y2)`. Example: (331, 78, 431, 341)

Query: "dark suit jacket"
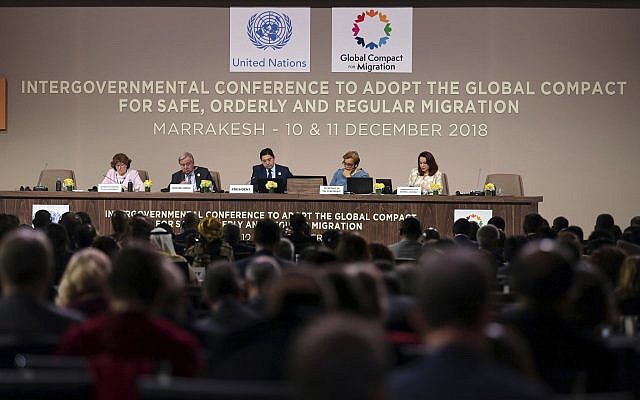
(250, 164, 293, 187)
(0, 295, 83, 338)
(389, 343, 549, 400)
(169, 166, 216, 191)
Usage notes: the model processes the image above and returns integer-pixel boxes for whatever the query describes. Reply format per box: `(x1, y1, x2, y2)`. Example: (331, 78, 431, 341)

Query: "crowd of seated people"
(0, 210, 640, 399)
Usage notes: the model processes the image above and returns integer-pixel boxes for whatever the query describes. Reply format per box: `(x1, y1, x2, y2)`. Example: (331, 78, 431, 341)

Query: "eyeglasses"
(342, 161, 355, 167)
(115, 163, 127, 168)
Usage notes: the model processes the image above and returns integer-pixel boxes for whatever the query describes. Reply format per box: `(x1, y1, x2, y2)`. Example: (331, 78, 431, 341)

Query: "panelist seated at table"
(168, 151, 216, 192)
(330, 150, 369, 190)
(101, 153, 144, 192)
(407, 150, 444, 195)
(250, 147, 293, 191)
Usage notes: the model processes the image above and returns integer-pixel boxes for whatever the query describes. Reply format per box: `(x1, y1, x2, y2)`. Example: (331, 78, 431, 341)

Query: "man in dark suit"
(250, 148, 293, 192)
(168, 151, 216, 192)
(0, 229, 83, 339)
(388, 248, 549, 400)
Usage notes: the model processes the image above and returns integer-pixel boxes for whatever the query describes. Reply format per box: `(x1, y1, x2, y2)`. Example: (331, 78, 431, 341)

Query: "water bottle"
(55, 178, 62, 191)
(127, 181, 133, 192)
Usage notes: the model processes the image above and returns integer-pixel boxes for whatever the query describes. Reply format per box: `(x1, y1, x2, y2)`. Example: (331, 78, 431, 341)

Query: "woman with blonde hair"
(330, 150, 369, 190)
(56, 248, 111, 317)
(616, 255, 640, 315)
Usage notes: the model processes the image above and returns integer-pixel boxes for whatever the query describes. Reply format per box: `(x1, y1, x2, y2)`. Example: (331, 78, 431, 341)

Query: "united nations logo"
(247, 11, 293, 50)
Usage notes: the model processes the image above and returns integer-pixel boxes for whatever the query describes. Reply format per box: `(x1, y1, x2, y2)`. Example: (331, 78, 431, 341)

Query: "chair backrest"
(485, 173, 523, 196)
(137, 170, 150, 182)
(210, 170, 222, 191)
(441, 172, 450, 195)
(37, 169, 76, 190)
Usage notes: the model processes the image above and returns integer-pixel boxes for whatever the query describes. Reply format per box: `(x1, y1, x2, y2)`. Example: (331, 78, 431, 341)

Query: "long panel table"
(0, 191, 542, 244)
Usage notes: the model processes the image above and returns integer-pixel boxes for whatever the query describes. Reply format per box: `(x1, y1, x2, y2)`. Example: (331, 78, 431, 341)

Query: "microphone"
(102, 173, 120, 184)
(475, 168, 482, 192)
(34, 162, 49, 190)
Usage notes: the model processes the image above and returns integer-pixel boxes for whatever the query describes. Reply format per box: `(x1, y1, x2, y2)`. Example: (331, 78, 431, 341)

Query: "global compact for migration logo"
(332, 8, 412, 73)
(352, 9, 392, 50)
(229, 8, 310, 72)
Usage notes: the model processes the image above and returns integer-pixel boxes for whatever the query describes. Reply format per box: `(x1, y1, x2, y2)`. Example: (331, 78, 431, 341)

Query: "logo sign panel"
(332, 8, 413, 73)
(453, 209, 493, 228)
(230, 8, 310, 72)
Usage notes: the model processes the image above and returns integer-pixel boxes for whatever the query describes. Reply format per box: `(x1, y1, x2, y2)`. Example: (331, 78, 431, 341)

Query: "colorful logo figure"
(352, 9, 392, 50)
(247, 11, 293, 50)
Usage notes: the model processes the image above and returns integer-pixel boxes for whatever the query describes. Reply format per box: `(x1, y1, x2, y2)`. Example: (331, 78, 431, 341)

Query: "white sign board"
(229, 185, 254, 193)
(320, 185, 344, 194)
(32, 204, 70, 224)
(169, 184, 194, 193)
(453, 209, 493, 227)
(97, 184, 122, 193)
(396, 186, 421, 195)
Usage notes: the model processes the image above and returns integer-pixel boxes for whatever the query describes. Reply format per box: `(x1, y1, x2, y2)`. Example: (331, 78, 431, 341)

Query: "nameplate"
(320, 186, 344, 195)
(97, 184, 122, 193)
(229, 185, 253, 193)
(169, 184, 193, 193)
(396, 186, 421, 195)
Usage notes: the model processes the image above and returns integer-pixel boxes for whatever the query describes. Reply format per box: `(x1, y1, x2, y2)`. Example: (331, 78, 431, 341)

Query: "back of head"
(92, 235, 120, 259)
(289, 213, 308, 233)
(452, 218, 472, 237)
(74, 223, 97, 249)
(32, 210, 52, 230)
(276, 237, 295, 261)
(618, 256, 640, 299)
(57, 248, 111, 306)
(290, 314, 388, 400)
(110, 210, 129, 234)
(487, 216, 506, 231)
(589, 245, 627, 285)
(595, 213, 615, 231)
(399, 217, 421, 240)
(512, 239, 575, 308)
(336, 232, 370, 263)
(246, 256, 282, 294)
(552, 216, 569, 232)
(266, 270, 328, 321)
(477, 224, 500, 250)
(197, 217, 223, 243)
(203, 261, 240, 303)
(523, 213, 546, 235)
(418, 248, 492, 330)
(0, 229, 53, 294)
(109, 244, 164, 309)
(254, 218, 281, 249)
(223, 223, 241, 244)
(150, 227, 177, 255)
(181, 212, 199, 231)
(0, 213, 20, 243)
(123, 215, 152, 242)
(563, 225, 584, 242)
(321, 229, 341, 250)
(59, 212, 82, 239)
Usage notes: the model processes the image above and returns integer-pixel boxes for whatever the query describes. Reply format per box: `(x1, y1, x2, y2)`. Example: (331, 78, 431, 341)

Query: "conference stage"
(0, 192, 541, 244)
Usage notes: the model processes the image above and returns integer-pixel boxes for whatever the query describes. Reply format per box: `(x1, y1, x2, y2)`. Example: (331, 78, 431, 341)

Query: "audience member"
(336, 232, 371, 262)
(321, 229, 342, 250)
(174, 211, 199, 255)
(150, 227, 196, 285)
(76, 211, 93, 226)
(595, 213, 622, 241)
(276, 237, 296, 262)
(616, 255, 640, 316)
(589, 245, 627, 286)
(0, 213, 20, 243)
(186, 217, 234, 281)
(0, 229, 82, 339)
(488, 216, 506, 232)
(389, 217, 423, 260)
(501, 240, 619, 393)
(59, 211, 82, 249)
(522, 213, 548, 239)
(476, 224, 504, 267)
(223, 222, 254, 260)
(32, 209, 52, 230)
(290, 314, 389, 400)
(245, 256, 282, 314)
(91, 235, 120, 259)
(58, 244, 202, 400)
(119, 214, 152, 245)
(389, 248, 549, 400)
(552, 216, 569, 233)
(452, 218, 476, 247)
(44, 223, 74, 286)
(285, 213, 317, 255)
(109, 210, 129, 243)
(56, 248, 111, 317)
(235, 218, 292, 276)
(73, 223, 97, 249)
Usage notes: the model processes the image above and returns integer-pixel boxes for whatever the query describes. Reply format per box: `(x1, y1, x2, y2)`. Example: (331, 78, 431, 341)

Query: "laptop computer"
(255, 178, 287, 193)
(375, 178, 393, 194)
(346, 177, 373, 194)
(286, 176, 327, 194)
